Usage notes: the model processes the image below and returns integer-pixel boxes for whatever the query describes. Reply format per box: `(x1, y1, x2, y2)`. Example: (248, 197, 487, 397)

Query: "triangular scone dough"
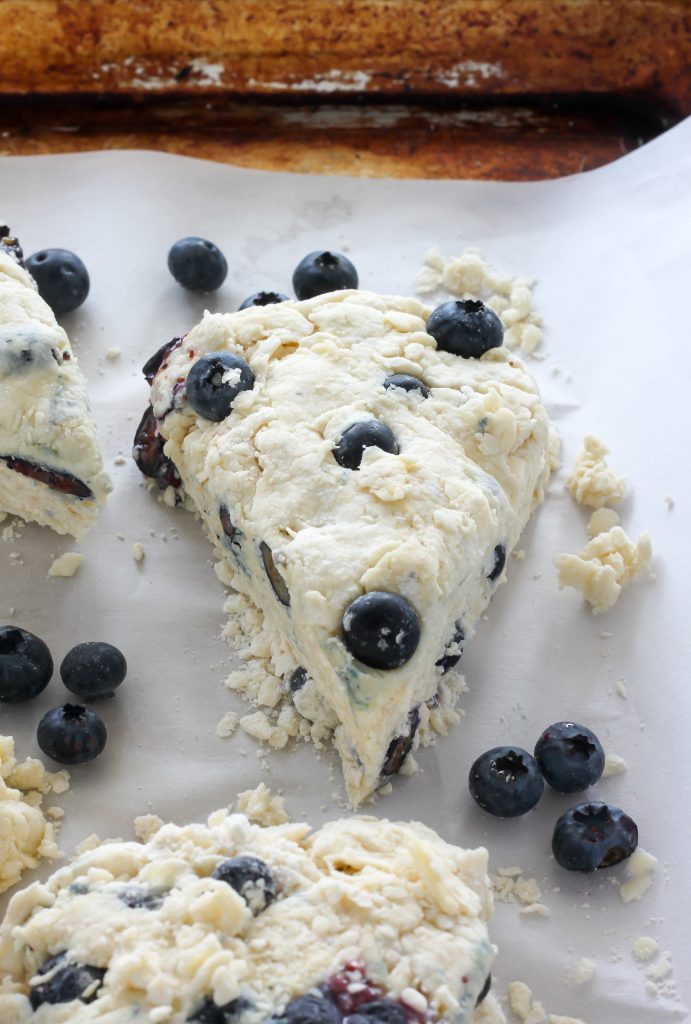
(147, 291, 557, 804)
(0, 231, 111, 538)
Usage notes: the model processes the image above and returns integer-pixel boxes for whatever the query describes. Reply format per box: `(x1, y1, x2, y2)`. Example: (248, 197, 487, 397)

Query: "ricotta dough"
(140, 290, 556, 805)
(0, 792, 497, 1024)
(0, 228, 111, 538)
(0, 736, 69, 894)
(554, 525, 652, 614)
(566, 435, 625, 509)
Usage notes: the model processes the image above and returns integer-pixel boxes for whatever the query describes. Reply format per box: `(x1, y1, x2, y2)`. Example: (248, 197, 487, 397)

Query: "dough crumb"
(602, 752, 627, 777)
(615, 679, 627, 699)
(646, 954, 672, 981)
(567, 435, 626, 508)
(632, 936, 659, 962)
(664, 494, 674, 508)
(555, 526, 652, 614)
(235, 783, 289, 826)
(587, 507, 619, 537)
(114, 454, 127, 465)
(48, 551, 83, 577)
(134, 814, 165, 843)
(132, 541, 146, 562)
(492, 872, 544, 911)
(216, 710, 240, 738)
(619, 847, 657, 903)
(573, 957, 596, 984)
(105, 346, 121, 360)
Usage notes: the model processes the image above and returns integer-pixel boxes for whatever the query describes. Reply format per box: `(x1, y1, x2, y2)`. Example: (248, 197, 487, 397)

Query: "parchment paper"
(1, 118, 690, 1022)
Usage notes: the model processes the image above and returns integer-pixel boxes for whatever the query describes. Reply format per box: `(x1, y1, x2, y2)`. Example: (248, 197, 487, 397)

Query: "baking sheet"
(1, 119, 690, 1021)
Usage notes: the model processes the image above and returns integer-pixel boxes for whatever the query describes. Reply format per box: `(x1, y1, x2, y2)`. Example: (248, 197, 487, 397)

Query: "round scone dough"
(0, 797, 499, 1023)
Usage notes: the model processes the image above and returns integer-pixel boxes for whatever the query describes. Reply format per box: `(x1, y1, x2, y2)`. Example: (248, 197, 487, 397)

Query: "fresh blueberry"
(37, 704, 107, 765)
(26, 248, 90, 315)
(188, 998, 253, 1023)
(289, 667, 308, 692)
(132, 405, 183, 494)
(116, 884, 164, 910)
(427, 299, 503, 358)
(382, 708, 420, 776)
(212, 854, 276, 913)
(436, 622, 464, 674)
(292, 251, 358, 300)
(383, 374, 430, 398)
(260, 542, 291, 606)
(29, 953, 105, 1008)
(346, 1002, 406, 1024)
(475, 975, 491, 1007)
(186, 352, 254, 421)
(280, 993, 341, 1024)
(487, 544, 506, 582)
(60, 642, 127, 700)
(239, 291, 289, 310)
(535, 721, 605, 793)
(142, 336, 183, 383)
(168, 237, 227, 292)
(0, 625, 53, 703)
(342, 592, 420, 670)
(552, 802, 638, 872)
(333, 420, 399, 471)
(469, 746, 544, 817)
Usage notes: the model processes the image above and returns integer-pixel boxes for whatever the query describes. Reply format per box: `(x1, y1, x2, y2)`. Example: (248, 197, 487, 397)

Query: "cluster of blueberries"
(0, 625, 126, 764)
(469, 722, 638, 872)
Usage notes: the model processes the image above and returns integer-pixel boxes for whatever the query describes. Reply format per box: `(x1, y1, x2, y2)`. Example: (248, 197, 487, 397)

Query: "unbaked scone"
(0, 795, 499, 1024)
(0, 227, 111, 538)
(134, 290, 556, 804)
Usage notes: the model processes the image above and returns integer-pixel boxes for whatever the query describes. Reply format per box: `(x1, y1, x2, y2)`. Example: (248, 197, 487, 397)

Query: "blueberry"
(292, 251, 358, 300)
(29, 953, 105, 1008)
(188, 998, 253, 1023)
(168, 237, 227, 292)
(280, 993, 341, 1024)
(383, 374, 430, 398)
(26, 248, 90, 315)
(37, 704, 107, 765)
(487, 544, 506, 582)
(436, 622, 464, 674)
(289, 667, 308, 692)
(333, 420, 399, 471)
(382, 707, 420, 776)
(0, 625, 53, 703)
(469, 746, 544, 817)
(142, 336, 183, 383)
(553, 802, 638, 872)
(60, 642, 127, 701)
(0, 455, 93, 499)
(220, 504, 241, 546)
(342, 592, 420, 670)
(476, 975, 491, 1007)
(186, 352, 254, 421)
(535, 721, 605, 794)
(239, 291, 289, 310)
(346, 1002, 406, 1024)
(212, 854, 276, 913)
(427, 299, 503, 358)
(260, 542, 290, 606)
(117, 884, 164, 910)
(132, 405, 183, 494)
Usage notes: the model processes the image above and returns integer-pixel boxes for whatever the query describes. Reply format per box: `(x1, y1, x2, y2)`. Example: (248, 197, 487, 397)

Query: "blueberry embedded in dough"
(186, 352, 255, 421)
(427, 299, 503, 358)
(345, 1000, 407, 1024)
(132, 405, 183, 496)
(29, 952, 105, 1008)
(292, 250, 359, 300)
(289, 666, 308, 692)
(261, 541, 291, 606)
(0, 454, 94, 499)
(435, 622, 465, 674)
(0, 224, 25, 267)
(487, 544, 506, 582)
(333, 420, 399, 471)
(381, 707, 420, 776)
(188, 996, 254, 1023)
(142, 335, 184, 383)
(212, 854, 277, 913)
(382, 373, 430, 398)
(115, 883, 165, 910)
(342, 592, 421, 670)
(475, 975, 492, 1007)
(278, 992, 342, 1024)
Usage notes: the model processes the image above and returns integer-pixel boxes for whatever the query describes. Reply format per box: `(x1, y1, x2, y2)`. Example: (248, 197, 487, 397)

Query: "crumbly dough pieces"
(0, 246, 111, 537)
(566, 435, 625, 509)
(555, 525, 652, 614)
(0, 791, 496, 1024)
(148, 290, 556, 805)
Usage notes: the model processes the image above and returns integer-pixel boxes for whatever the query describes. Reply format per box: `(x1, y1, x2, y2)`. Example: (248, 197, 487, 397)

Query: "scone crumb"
(217, 710, 240, 738)
(573, 957, 596, 984)
(105, 346, 121, 360)
(132, 541, 146, 562)
(235, 783, 289, 826)
(602, 752, 627, 777)
(555, 526, 652, 614)
(619, 847, 657, 902)
(632, 936, 658, 962)
(48, 551, 83, 577)
(567, 434, 626, 508)
(134, 814, 165, 843)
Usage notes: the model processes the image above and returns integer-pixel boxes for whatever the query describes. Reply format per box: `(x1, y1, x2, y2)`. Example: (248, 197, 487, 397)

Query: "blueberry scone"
(134, 290, 556, 804)
(0, 795, 501, 1023)
(0, 227, 111, 537)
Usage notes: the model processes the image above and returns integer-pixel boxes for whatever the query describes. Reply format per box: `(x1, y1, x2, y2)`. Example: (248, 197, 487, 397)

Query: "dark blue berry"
(220, 504, 242, 547)
(186, 352, 254, 421)
(436, 622, 464, 674)
(469, 746, 544, 817)
(0, 625, 53, 703)
(289, 667, 308, 692)
(476, 975, 491, 1007)
(383, 374, 430, 398)
(60, 642, 127, 700)
(168, 237, 227, 292)
(333, 420, 398, 471)
(535, 721, 605, 794)
(552, 802, 638, 872)
(132, 405, 183, 494)
(292, 251, 358, 300)
(142, 336, 183, 383)
(260, 542, 290, 606)
(487, 544, 506, 582)
(1, 455, 93, 498)
(26, 249, 90, 315)
(29, 953, 105, 1008)
(346, 1002, 406, 1024)
(212, 855, 276, 913)
(342, 592, 420, 670)
(280, 993, 341, 1024)
(117, 884, 164, 910)
(239, 291, 289, 310)
(427, 299, 503, 358)
(187, 997, 252, 1023)
(382, 708, 419, 776)
(37, 704, 107, 765)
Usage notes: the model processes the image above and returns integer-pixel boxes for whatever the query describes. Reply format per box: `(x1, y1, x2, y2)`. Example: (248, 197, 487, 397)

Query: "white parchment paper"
(1, 118, 690, 1021)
